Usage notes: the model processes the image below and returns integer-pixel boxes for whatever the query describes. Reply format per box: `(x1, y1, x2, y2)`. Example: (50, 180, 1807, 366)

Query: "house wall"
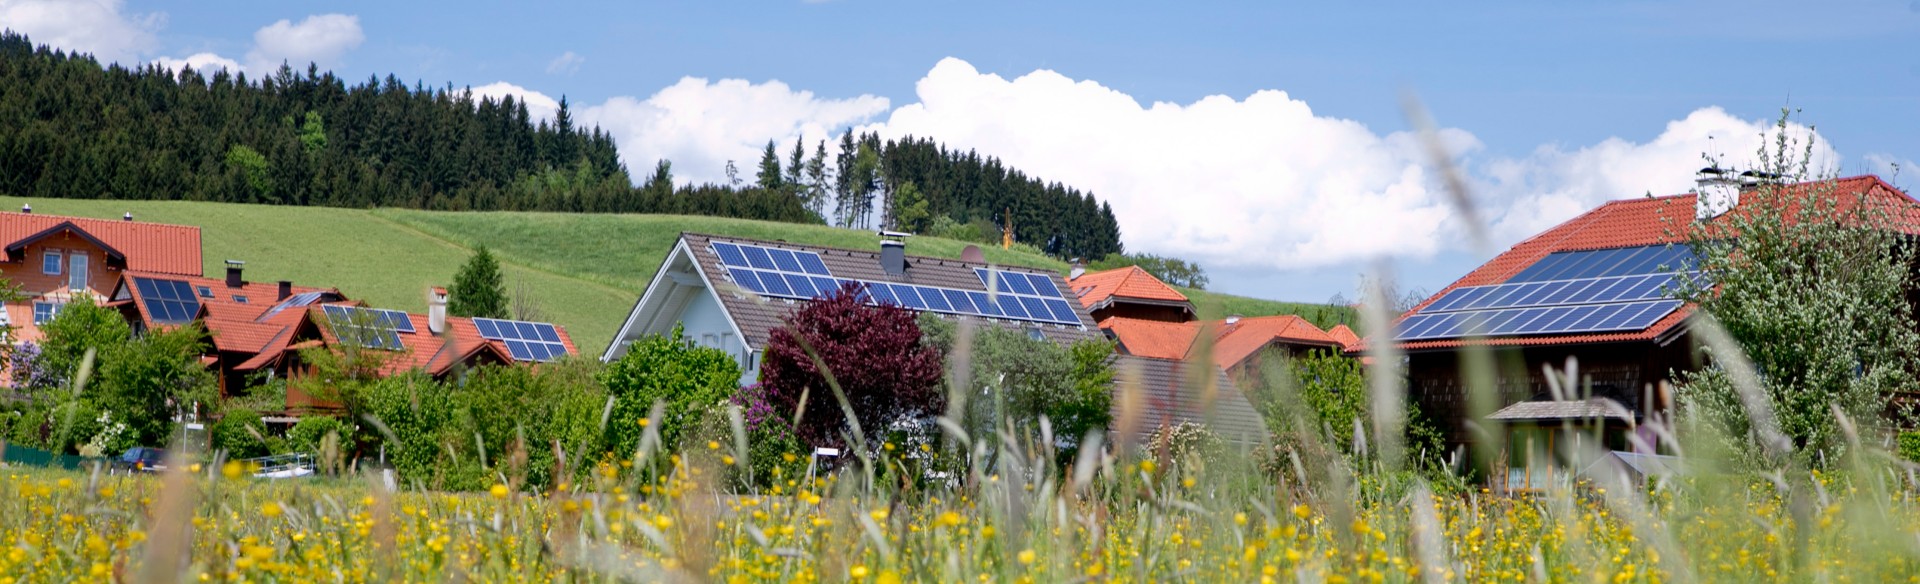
(1407, 339, 1693, 450)
(1092, 302, 1190, 324)
(0, 233, 119, 341)
(677, 290, 755, 385)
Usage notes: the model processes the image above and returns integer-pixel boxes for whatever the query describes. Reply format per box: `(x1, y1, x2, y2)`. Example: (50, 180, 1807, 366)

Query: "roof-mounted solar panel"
(473, 317, 568, 362)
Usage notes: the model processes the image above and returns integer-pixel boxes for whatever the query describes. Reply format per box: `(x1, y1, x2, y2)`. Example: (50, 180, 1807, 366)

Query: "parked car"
(112, 447, 167, 474)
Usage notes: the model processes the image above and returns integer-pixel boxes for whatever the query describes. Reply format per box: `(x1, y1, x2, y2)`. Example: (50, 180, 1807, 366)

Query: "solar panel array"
(134, 277, 201, 324)
(260, 291, 326, 320)
(1396, 244, 1702, 341)
(473, 318, 569, 362)
(708, 241, 1083, 326)
(1507, 245, 1697, 283)
(321, 305, 409, 350)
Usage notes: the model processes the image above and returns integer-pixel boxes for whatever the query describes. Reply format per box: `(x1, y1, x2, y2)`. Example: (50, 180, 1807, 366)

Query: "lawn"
(0, 197, 1353, 352)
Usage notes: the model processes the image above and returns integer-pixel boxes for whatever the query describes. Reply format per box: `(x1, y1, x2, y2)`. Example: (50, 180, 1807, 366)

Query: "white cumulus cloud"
(579, 77, 890, 185)
(467, 81, 561, 120)
(864, 58, 1457, 270)
(0, 0, 160, 64)
(245, 13, 363, 73)
(547, 51, 585, 75)
(1475, 107, 1835, 243)
(152, 52, 241, 75)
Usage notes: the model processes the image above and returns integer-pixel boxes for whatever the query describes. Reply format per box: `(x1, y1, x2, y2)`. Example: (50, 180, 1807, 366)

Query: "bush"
(919, 314, 1114, 461)
(600, 325, 739, 457)
(286, 415, 348, 454)
(760, 284, 944, 452)
(1900, 432, 1920, 463)
(212, 408, 270, 459)
(1147, 422, 1226, 464)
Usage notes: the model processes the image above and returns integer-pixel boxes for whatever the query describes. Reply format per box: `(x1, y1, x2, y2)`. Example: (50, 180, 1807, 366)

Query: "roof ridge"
(686, 231, 1061, 274)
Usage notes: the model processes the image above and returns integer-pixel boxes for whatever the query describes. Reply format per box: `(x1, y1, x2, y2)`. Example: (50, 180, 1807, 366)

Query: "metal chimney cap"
(878, 230, 913, 239)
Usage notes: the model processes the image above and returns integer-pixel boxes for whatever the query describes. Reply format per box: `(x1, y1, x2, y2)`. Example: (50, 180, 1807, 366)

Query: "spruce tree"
(756, 140, 783, 191)
(449, 246, 509, 319)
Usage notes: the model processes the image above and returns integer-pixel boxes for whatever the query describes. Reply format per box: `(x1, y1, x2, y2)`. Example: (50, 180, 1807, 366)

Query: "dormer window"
(41, 251, 60, 275)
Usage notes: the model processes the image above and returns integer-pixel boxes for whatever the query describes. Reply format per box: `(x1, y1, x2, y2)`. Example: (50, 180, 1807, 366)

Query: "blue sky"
(5, 0, 1917, 304)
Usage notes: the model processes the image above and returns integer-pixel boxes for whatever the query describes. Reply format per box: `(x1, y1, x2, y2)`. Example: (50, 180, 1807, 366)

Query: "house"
(1068, 265, 1195, 322)
(1101, 315, 1343, 379)
(263, 289, 582, 413)
(604, 232, 1271, 446)
(0, 208, 200, 343)
(1389, 174, 1920, 490)
(1112, 354, 1268, 447)
(604, 233, 1107, 382)
(107, 262, 343, 395)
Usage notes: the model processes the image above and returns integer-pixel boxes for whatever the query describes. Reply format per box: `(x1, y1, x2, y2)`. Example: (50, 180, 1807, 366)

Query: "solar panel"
(133, 277, 201, 325)
(1508, 245, 1697, 283)
(1397, 242, 1703, 342)
(472, 317, 569, 362)
(260, 291, 326, 320)
(1398, 300, 1680, 340)
(1420, 272, 1695, 314)
(712, 246, 1083, 326)
(321, 305, 404, 350)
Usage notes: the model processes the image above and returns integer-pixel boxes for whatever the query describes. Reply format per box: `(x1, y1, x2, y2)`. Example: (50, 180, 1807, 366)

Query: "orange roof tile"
(1070, 266, 1190, 309)
(1209, 316, 1340, 368)
(0, 212, 200, 275)
(1101, 317, 1200, 360)
(1394, 175, 1917, 351)
(303, 304, 580, 378)
(1105, 315, 1343, 369)
(1326, 324, 1361, 350)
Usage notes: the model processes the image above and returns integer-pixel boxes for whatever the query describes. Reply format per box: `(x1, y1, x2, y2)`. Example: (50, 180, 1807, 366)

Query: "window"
(33, 302, 64, 325)
(232, 295, 249, 304)
(196, 286, 212, 298)
(67, 253, 88, 290)
(41, 251, 60, 275)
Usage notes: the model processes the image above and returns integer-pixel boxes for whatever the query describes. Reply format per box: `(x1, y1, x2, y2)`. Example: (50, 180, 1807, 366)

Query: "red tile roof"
(1070, 266, 1191, 309)
(1394, 175, 1917, 351)
(1104, 315, 1340, 370)
(0, 212, 201, 275)
(1326, 324, 1362, 351)
(1210, 316, 1340, 367)
(300, 304, 579, 378)
(1102, 317, 1200, 360)
(117, 271, 339, 354)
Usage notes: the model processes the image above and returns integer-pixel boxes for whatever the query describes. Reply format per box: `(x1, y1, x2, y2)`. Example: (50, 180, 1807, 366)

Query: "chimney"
(123, 212, 133, 222)
(879, 230, 911, 276)
(427, 287, 449, 334)
(276, 280, 293, 301)
(224, 260, 246, 288)
(19, 204, 29, 214)
(1069, 258, 1086, 280)
(1694, 166, 1743, 221)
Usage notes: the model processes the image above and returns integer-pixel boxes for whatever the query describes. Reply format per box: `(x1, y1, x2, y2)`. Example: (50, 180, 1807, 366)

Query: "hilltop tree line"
(0, 33, 1125, 261)
(0, 32, 812, 221)
(754, 132, 1124, 260)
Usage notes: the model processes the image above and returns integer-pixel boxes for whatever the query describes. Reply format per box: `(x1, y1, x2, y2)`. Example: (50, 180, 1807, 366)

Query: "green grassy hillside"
(0, 197, 1353, 352)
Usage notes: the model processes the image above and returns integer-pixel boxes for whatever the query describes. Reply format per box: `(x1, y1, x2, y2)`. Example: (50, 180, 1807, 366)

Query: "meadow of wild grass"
(6, 422, 1920, 584)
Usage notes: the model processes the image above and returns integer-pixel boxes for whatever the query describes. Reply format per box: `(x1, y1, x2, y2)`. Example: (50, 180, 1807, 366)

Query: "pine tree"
(449, 246, 508, 319)
(756, 140, 783, 191)
(786, 136, 806, 194)
(806, 140, 830, 220)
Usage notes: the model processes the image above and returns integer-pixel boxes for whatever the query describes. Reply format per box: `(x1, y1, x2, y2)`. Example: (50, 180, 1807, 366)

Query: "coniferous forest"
(0, 32, 1123, 260)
